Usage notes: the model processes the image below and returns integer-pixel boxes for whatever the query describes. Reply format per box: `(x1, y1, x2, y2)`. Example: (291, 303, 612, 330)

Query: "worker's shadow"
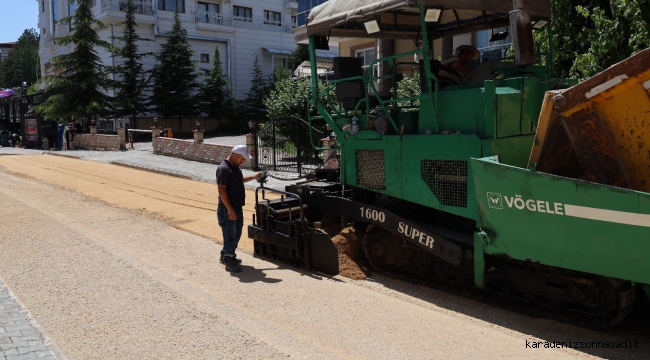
(229, 265, 283, 283)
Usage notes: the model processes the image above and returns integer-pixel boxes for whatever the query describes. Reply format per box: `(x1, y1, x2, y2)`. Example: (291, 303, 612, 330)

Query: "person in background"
(438, 45, 480, 86)
(216, 145, 261, 272)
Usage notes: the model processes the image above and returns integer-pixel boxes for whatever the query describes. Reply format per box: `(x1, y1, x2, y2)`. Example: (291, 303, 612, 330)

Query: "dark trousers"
(217, 206, 244, 257)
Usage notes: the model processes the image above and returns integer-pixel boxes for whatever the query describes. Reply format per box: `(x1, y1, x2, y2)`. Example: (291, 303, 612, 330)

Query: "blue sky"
(0, 0, 39, 43)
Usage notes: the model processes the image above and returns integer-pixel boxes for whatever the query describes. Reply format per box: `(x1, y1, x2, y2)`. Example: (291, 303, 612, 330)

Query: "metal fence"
(256, 117, 324, 174)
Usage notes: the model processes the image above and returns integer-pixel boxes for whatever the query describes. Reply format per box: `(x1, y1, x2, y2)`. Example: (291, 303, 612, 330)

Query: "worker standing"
(216, 145, 261, 272)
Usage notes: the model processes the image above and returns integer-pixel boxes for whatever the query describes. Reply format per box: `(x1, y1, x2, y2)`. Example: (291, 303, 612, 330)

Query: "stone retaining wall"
(72, 134, 121, 151)
(153, 137, 250, 168)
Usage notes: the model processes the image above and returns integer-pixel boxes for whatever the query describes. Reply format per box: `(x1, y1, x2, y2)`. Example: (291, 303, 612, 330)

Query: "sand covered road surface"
(0, 154, 648, 359)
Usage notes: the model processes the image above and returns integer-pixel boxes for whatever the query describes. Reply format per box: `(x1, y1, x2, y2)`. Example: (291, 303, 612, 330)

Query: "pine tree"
(0, 29, 40, 88)
(34, 0, 114, 123)
(198, 43, 229, 132)
(112, 0, 151, 129)
(149, 9, 198, 136)
(291, 44, 310, 71)
(243, 55, 268, 122)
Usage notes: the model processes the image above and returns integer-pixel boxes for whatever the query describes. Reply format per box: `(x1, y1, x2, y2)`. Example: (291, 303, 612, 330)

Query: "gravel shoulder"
(0, 153, 648, 359)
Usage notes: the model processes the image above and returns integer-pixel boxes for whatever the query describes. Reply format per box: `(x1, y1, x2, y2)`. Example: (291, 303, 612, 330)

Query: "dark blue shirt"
(216, 159, 245, 209)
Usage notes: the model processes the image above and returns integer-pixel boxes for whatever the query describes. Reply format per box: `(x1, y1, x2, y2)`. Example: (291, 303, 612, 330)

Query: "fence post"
(296, 124, 302, 176)
(117, 125, 126, 150)
(272, 118, 277, 171)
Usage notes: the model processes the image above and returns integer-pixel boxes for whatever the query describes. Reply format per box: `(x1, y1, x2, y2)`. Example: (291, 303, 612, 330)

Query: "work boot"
(224, 256, 242, 273)
(220, 253, 242, 264)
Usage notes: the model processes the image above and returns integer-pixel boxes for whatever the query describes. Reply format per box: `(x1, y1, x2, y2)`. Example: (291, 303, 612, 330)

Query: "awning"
(262, 47, 293, 56)
(302, 0, 551, 40)
(262, 47, 337, 60)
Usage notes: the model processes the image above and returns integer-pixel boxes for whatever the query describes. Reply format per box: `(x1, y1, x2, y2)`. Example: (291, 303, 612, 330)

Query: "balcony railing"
(194, 13, 295, 32)
(195, 11, 231, 26)
(101, 0, 154, 15)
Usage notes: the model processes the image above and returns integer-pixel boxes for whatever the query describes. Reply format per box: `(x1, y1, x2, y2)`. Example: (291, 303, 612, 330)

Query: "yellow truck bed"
(530, 48, 650, 192)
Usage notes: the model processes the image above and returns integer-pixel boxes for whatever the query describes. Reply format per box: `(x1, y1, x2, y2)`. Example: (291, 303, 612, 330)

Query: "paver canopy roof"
(303, 0, 550, 39)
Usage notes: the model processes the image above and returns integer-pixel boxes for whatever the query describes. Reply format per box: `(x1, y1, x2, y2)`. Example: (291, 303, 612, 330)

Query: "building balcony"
(195, 11, 234, 30)
(194, 13, 295, 33)
(285, 1, 299, 12)
(96, 0, 155, 25)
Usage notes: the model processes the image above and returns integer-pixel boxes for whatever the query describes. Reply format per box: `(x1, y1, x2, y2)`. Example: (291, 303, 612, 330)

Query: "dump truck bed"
(530, 48, 650, 192)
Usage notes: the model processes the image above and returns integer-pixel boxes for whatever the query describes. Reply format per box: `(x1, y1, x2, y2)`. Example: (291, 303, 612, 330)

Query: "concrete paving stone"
(36, 351, 53, 359)
(0, 339, 11, 345)
(18, 346, 48, 355)
(2, 328, 29, 335)
(0, 328, 5, 333)
(0, 348, 18, 356)
(0, 341, 28, 351)
(7, 353, 37, 360)
(18, 331, 34, 337)
(0, 333, 21, 340)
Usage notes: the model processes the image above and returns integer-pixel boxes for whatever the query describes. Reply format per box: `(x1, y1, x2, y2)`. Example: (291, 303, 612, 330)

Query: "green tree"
(149, 9, 198, 136)
(243, 55, 268, 122)
(394, 69, 421, 111)
(111, 0, 151, 129)
(264, 76, 336, 157)
(0, 29, 40, 88)
(549, 0, 650, 79)
(291, 44, 310, 71)
(266, 64, 292, 93)
(35, 0, 114, 124)
(198, 43, 230, 132)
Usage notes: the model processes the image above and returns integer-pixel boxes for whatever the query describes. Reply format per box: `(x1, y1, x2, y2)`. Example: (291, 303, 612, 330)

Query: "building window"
(282, 58, 294, 70)
(69, 0, 76, 31)
(233, 5, 252, 21)
(41, 1, 44, 12)
(52, 0, 58, 22)
(291, 15, 297, 28)
(158, 0, 185, 13)
(197, 2, 219, 24)
(264, 10, 282, 26)
(201, 54, 210, 63)
(355, 47, 376, 66)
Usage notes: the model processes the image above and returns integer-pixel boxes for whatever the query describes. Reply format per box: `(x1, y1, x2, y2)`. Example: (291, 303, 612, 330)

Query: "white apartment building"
(36, 0, 336, 129)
